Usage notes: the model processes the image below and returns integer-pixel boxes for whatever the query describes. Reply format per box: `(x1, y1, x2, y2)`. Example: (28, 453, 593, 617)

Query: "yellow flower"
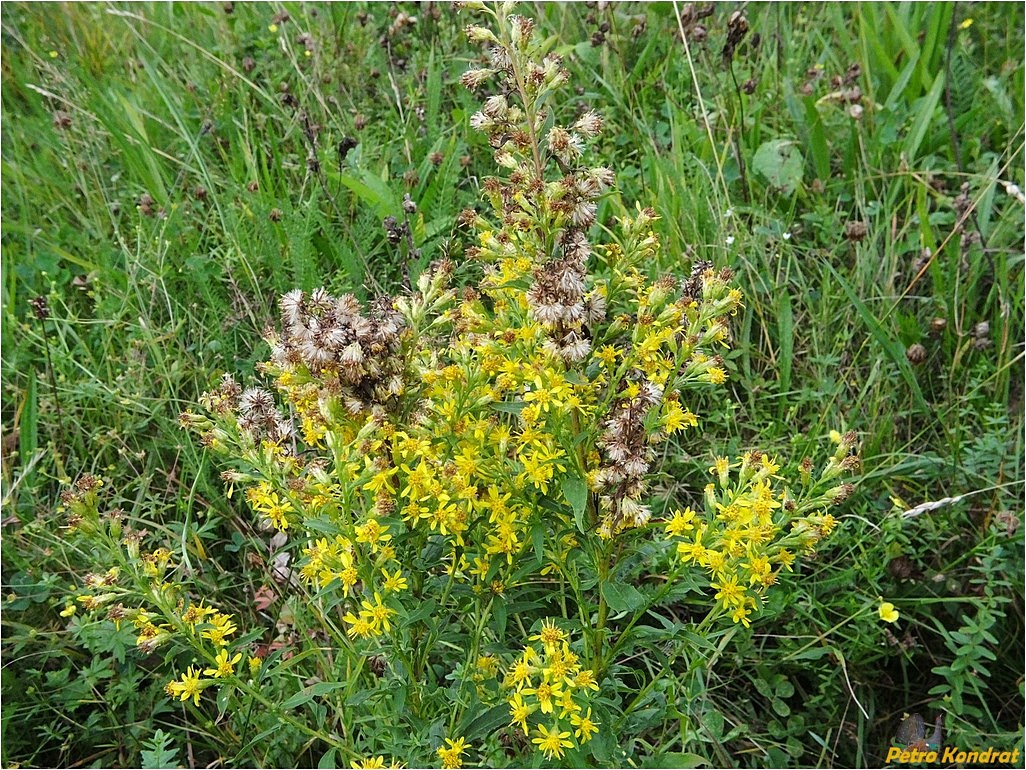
(201, 613, 238, 647)
(532, 723, 573, 760)
(571, 668, 600, 692)
(663, 401, 698, 434)
(523, 678, 563, 714)
(664, 507, 696, 537)
(878, 601, 900, 623)
(352, 757, 386, 769)
(359, 592, 396, 634)
(712, 574, 746, 609)
(204, 648, 242, 678)
(436, 737, 469, 769)
(570, 706, 600, 742)
(508, 691, 534, 733)
(355, 518, 392, 551)
(529, 619, 567, 651)
(167, 666, 206, 706)
(381, 567, 408, 593)
(731, 603, 752, 628)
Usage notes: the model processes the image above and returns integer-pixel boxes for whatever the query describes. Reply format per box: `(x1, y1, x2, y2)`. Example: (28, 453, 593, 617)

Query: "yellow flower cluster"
(178, 2, 758, 659)
(665, 450, 847, 627)
(436, 737, 470, 769)
(504, 621, 600, 760)
(58, 477, 250, 708)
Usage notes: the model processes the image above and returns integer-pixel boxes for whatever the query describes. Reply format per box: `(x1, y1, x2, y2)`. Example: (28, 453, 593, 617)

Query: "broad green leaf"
(562, 474, 589, 533)
(601, 581, 645, 612)
(752, 139, 804, 195)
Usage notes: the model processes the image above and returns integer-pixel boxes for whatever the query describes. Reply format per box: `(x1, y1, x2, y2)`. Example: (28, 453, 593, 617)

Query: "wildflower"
(663, 400, 697, 433)
(509, 691, 535, 732)
(342, 611, 375, 639)
(523, 678, 563, 714)
(355, 517, 392, 551)
(506, 648, 536, 690)
(360, 593, 396, 634)
(572, 668, 600, 692)
(181, 602, 217, 629)
(352, 757, 387, 769)
(878, 601, 900, 623)
(712, 575, 746, 609)
(201, 613, 238, 646)
(167, 666, 206, 706)
(529, 619, 567, 652)
(381, 567, 408, 593)
(570, 706, 600, 742)
(732, 603, 752, 628)
(664, 507, 696, 537)
(436, 737, 469, 769)
(532, 723, 573, 760)
(204, 648, 242, 678)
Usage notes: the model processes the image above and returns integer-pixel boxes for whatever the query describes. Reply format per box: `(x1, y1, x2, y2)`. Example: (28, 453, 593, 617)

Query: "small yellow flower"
(959, 17, 973, 29)
(878, 601, 900, 623)
(436, 736, 469, 769)
(166, 666, 206, 706)
(570, 706, 600, 742)
(508, 691, 534, 732)
(204, 648, 242, 678)
(529, 619, 566, 651)
(381, 567, 408, 593)
(351, 757, 386, 769)
(532, 723, 573, 760)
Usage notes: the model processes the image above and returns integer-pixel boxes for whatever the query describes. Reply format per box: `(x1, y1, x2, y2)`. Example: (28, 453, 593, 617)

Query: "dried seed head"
(905, 343, 927, 365)
(844, 220, 868, 241)
(30, 295, 50, 320)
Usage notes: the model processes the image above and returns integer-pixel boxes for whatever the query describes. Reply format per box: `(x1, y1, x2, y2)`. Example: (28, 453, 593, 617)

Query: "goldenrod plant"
(60, 4, 863, 766)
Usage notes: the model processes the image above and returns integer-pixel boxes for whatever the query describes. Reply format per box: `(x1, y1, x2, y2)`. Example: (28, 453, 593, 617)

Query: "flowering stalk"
(57, 4, 862, 765)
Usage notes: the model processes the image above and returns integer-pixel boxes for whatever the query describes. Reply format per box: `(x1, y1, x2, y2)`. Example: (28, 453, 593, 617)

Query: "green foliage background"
(2, 2, 1023, 767)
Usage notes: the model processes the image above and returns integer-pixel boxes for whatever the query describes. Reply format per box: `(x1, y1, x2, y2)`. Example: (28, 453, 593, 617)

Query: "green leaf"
(752, 139, 804, 195)
(400, 598, 438, 628)
(772, 697, 791, 717)
(141, 729, 180, 770)
(317, 748, 337, 769)
(458, 704, 509, 739)
(775, 287, 793, 418)
(562, 475, 589, 532)
(531, 521, 545, 566)
(338, 168, 399, 219)
(282, 681, 347, 711)
(20, 369, 37, 486)
(492, 400, 526, 415)
(901, 72, 946, 161)
(643, 752, 709, 768)
(601, 581, 645, 612)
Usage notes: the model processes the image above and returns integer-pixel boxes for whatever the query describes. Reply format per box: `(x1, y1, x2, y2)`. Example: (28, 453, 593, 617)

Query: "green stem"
(591, 537, 612, 673)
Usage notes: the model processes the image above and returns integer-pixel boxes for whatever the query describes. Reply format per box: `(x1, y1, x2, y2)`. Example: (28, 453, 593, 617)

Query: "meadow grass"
(1, 3, 1023, 767)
